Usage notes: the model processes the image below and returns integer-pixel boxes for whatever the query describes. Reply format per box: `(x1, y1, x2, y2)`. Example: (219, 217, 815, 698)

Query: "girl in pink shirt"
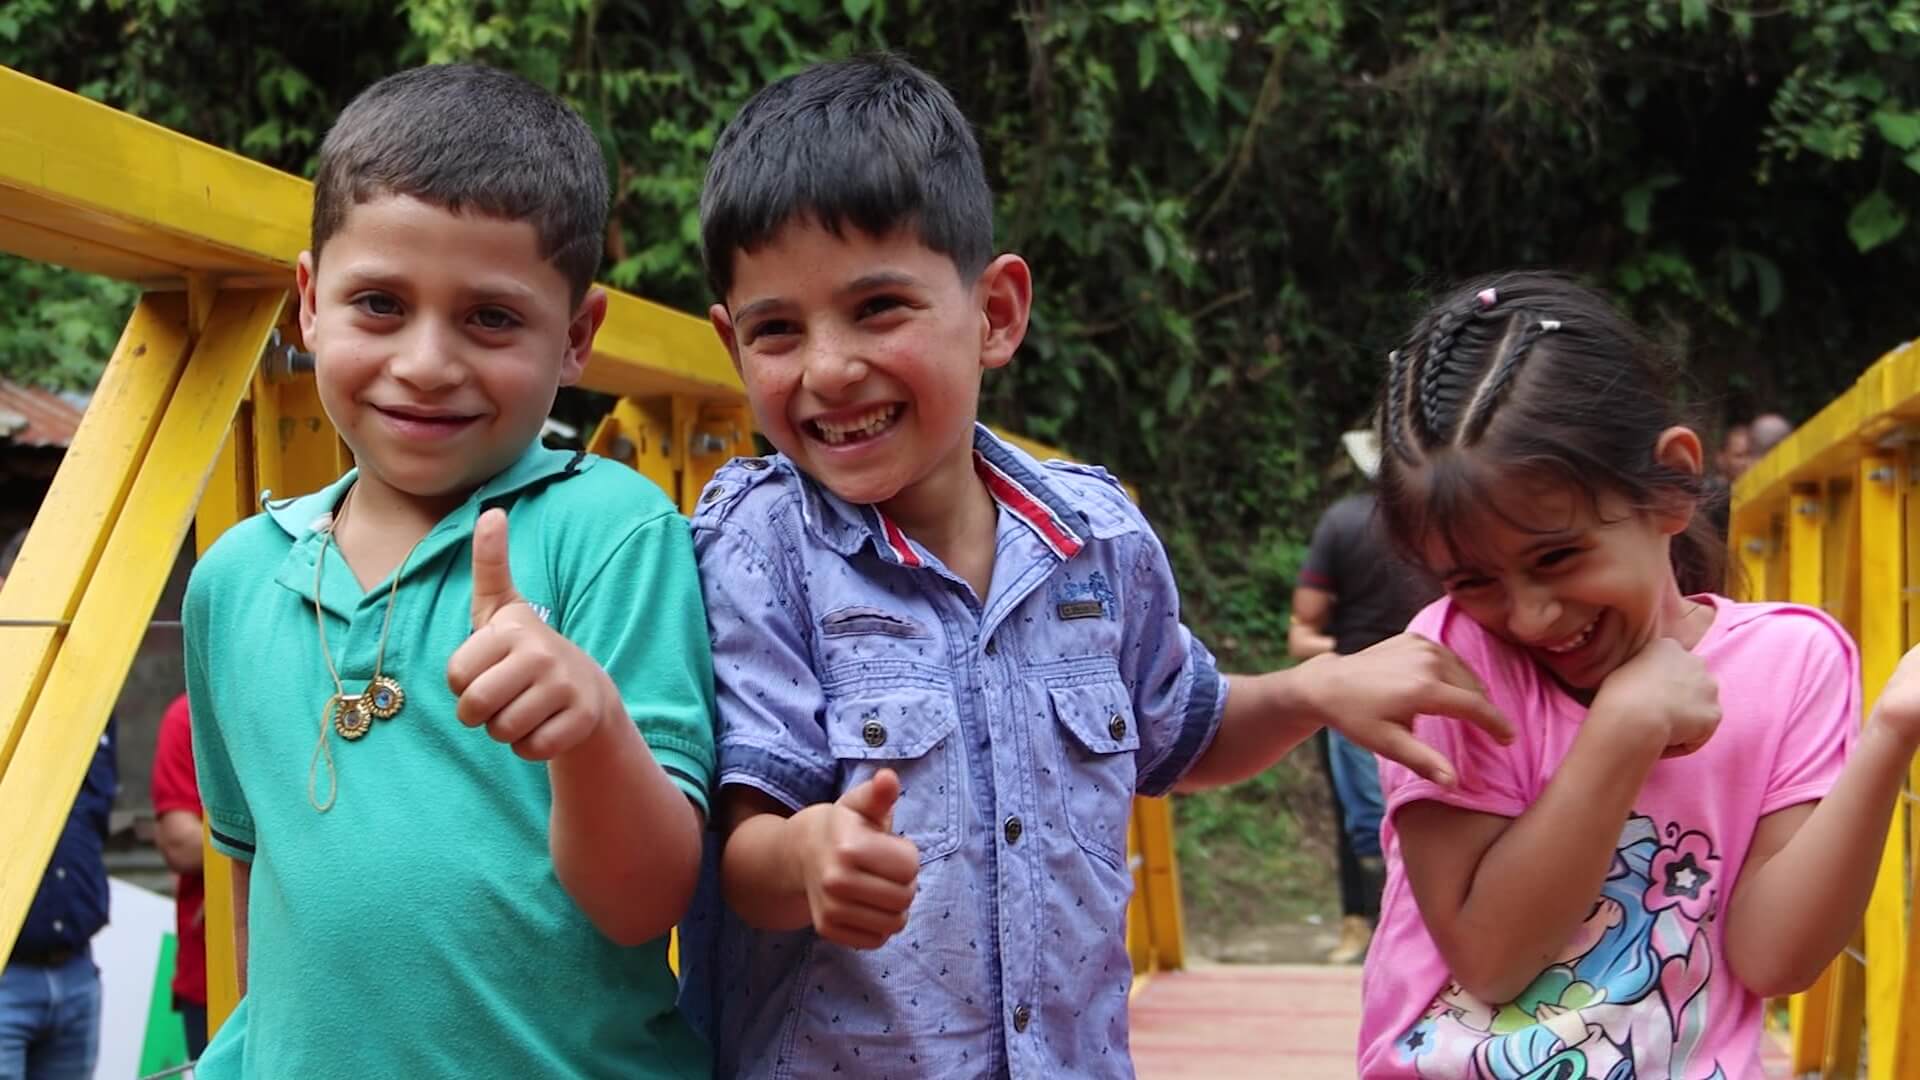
(1355, 271, 1920, 1079)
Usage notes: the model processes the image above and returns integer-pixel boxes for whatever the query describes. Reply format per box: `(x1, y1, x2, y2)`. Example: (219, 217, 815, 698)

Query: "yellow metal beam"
(1133, 796, 1187, 972)
(0, 290, 282, 959)
(1735, 340, 1920, 514)
(1858, 453, 1907, 1080)
(1785, 483, 1835, 1073)
(0, 65, 742, 402)
(0, 67, 308, 283)
(0, 295, 193, 781)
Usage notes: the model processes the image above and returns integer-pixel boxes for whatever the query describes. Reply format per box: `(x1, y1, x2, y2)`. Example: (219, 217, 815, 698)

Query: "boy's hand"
(448, 508, 618, 761)
(1869, 642, 1920, 750)
(794, 769, 918, 950)
(1298, 633, 1513, 787)
(1591, 638, 1719, 758)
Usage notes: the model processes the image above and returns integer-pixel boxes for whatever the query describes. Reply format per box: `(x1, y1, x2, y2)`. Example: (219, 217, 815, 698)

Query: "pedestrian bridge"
(0, 63, 1913, 1078)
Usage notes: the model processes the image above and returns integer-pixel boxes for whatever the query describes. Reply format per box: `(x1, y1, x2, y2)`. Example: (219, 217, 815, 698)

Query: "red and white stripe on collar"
(868, 453, 1086, 567)
(877, 512, 924, 568)
(974, 451, 1085, 559)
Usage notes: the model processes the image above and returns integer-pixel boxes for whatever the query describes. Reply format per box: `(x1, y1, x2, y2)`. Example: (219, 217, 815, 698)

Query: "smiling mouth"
(805, 404, 902, 446)
(375, 405, 481, 430)
(1542, 614, 1601, 655)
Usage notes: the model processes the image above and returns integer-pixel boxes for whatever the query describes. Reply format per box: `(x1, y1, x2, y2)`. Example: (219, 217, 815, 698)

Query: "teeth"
(1544, 617, 1599, 655)
(814, 405, 899, 445)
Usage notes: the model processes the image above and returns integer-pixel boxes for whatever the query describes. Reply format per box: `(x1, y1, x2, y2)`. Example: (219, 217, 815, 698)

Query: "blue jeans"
(1325, 729, 1384, 859)
(0, 953, 100, 1080)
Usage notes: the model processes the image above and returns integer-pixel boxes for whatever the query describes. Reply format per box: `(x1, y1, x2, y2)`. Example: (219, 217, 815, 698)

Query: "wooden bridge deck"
(1128, 963, 1797, 1078)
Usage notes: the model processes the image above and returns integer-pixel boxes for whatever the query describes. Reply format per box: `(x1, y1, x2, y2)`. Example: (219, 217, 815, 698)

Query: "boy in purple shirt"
(688, 55, 1510, 1078)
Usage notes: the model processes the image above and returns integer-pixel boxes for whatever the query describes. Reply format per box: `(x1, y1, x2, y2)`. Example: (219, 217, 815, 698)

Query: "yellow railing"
(1729, 338, 1920, 1079)
(0, 63, 1186, 1037)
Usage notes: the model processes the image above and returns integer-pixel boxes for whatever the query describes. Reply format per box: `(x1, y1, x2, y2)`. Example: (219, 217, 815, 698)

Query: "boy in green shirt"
(184, 63, 714, 1078)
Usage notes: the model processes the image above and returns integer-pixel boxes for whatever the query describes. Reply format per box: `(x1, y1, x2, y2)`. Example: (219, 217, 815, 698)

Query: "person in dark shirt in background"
(151, 692, 207, 1058)
(0, 527, 116, 1080)
(1288, 431, 1440, 963)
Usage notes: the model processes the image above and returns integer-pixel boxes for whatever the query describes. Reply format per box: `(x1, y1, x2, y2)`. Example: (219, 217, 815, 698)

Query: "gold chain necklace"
(306, 487, 418, 812)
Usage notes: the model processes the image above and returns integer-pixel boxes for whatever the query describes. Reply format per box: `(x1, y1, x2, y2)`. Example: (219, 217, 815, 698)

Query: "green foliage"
(0, 259, 136, 392)
(9, 0, 1920, 937)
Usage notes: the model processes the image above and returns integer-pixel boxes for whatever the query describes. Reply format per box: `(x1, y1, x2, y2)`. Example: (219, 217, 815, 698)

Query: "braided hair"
(1375, 271, 1724, 595)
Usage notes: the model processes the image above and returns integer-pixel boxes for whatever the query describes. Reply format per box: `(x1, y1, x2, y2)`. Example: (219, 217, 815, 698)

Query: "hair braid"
(1383, 349, 1417, 461)
(1459, 316, 1561, 444)
(1418, 301, 1477, 440)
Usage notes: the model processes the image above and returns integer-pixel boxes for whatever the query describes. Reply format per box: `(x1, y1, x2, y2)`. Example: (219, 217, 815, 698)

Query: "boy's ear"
(1654, 425, 1705, 535)
(709, 303, 745, 378)
(977, 254, 1032, 371)
(560, 287, 611, 387)
(296, 251, 320, 346)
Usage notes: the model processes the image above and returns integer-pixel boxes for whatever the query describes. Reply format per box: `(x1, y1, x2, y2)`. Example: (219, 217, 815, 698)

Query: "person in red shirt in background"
(150, 693, 206, 1058)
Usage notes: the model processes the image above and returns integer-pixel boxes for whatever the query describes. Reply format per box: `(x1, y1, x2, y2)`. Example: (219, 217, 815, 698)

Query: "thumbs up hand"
(793, 768, 920, 949)
(448, 508, 618, 761)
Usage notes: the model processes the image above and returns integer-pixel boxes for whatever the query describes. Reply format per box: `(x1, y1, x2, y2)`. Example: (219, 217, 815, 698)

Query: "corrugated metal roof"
(0, 379, 85, 448)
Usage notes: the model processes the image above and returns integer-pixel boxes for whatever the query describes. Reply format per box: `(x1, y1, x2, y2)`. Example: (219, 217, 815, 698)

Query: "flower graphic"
(1646, 830, 1721, 921)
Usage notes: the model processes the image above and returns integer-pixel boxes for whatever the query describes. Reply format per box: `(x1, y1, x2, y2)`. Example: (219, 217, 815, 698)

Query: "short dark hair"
(311, 64, 609, 302)
(700, 54, 994, 301)
(1377, 271, 1725, 595)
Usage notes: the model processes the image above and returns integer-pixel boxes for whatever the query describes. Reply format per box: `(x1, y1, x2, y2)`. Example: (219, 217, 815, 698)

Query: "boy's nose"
(388, 325, 466, 390)
(799, 334, 869, 397)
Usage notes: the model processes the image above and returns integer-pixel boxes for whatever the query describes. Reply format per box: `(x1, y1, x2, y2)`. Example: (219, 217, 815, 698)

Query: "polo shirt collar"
(264, 441, 590, 615)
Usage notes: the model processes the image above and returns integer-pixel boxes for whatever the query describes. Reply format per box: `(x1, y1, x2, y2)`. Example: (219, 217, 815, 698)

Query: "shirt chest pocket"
(1047, 678, 1141, 870)
(826, 686, 965, 864)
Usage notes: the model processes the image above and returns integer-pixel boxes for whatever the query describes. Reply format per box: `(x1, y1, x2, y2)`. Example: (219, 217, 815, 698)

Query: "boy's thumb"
(470, 508, 521, 629)
(837, 768, 901, 831)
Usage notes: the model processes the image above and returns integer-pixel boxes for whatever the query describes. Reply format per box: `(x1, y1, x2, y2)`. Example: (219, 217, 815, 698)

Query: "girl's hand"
(1869, 642, 1920, 749)
(1591, 637, 1720, 757)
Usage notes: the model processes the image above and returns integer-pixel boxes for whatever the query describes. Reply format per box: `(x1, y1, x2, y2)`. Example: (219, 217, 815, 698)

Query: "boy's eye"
(352, 293, 402, 317)
(856, 295, 905, 320)
(748, 320, 798, 343)
(472, 307, 520, 331)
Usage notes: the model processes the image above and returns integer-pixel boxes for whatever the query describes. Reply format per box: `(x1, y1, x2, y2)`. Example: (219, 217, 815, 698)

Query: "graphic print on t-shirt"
(1394, 814, 1730, 1080)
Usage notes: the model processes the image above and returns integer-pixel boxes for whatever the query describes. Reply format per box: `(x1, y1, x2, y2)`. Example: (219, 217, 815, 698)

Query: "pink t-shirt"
(1358, 594, 1857, 1080)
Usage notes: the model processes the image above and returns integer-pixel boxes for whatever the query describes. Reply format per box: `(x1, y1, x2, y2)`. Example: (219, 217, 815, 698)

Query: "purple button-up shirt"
(691, 426, 1224, 1079)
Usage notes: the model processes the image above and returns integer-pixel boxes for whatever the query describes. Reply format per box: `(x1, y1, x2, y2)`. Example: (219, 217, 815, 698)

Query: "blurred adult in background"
(1288, 431, 1441, 963)
(151, 692, 207, 1058)
(1718, 423, 1755, 483)
(1751, 411, 1793, 457)
(0, 529, 115, 1080)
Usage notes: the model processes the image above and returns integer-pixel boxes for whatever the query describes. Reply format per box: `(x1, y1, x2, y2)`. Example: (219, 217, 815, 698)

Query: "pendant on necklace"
(362, 675, 405, 721)
(333, 694, 373, 740)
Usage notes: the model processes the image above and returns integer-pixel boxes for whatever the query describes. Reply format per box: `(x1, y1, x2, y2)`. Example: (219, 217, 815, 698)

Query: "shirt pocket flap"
(826, 687, 962, 761)
(1047, 681, 1142, 756)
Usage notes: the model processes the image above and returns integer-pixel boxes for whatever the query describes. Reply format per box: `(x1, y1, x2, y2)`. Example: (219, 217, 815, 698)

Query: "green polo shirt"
(184, 442, 715, 1079)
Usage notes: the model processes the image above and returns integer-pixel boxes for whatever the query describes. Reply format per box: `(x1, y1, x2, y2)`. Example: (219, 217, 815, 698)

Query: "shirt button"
(1004, 815, 1023, 844)
(51, 919, 64, 933)
(1013, 1004, 1032, 1032)
(1108, 714, 1128, 740)
(54, 867, 67, 880)
(741, 458, 769, 471)
(862, 719, 887, 747)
